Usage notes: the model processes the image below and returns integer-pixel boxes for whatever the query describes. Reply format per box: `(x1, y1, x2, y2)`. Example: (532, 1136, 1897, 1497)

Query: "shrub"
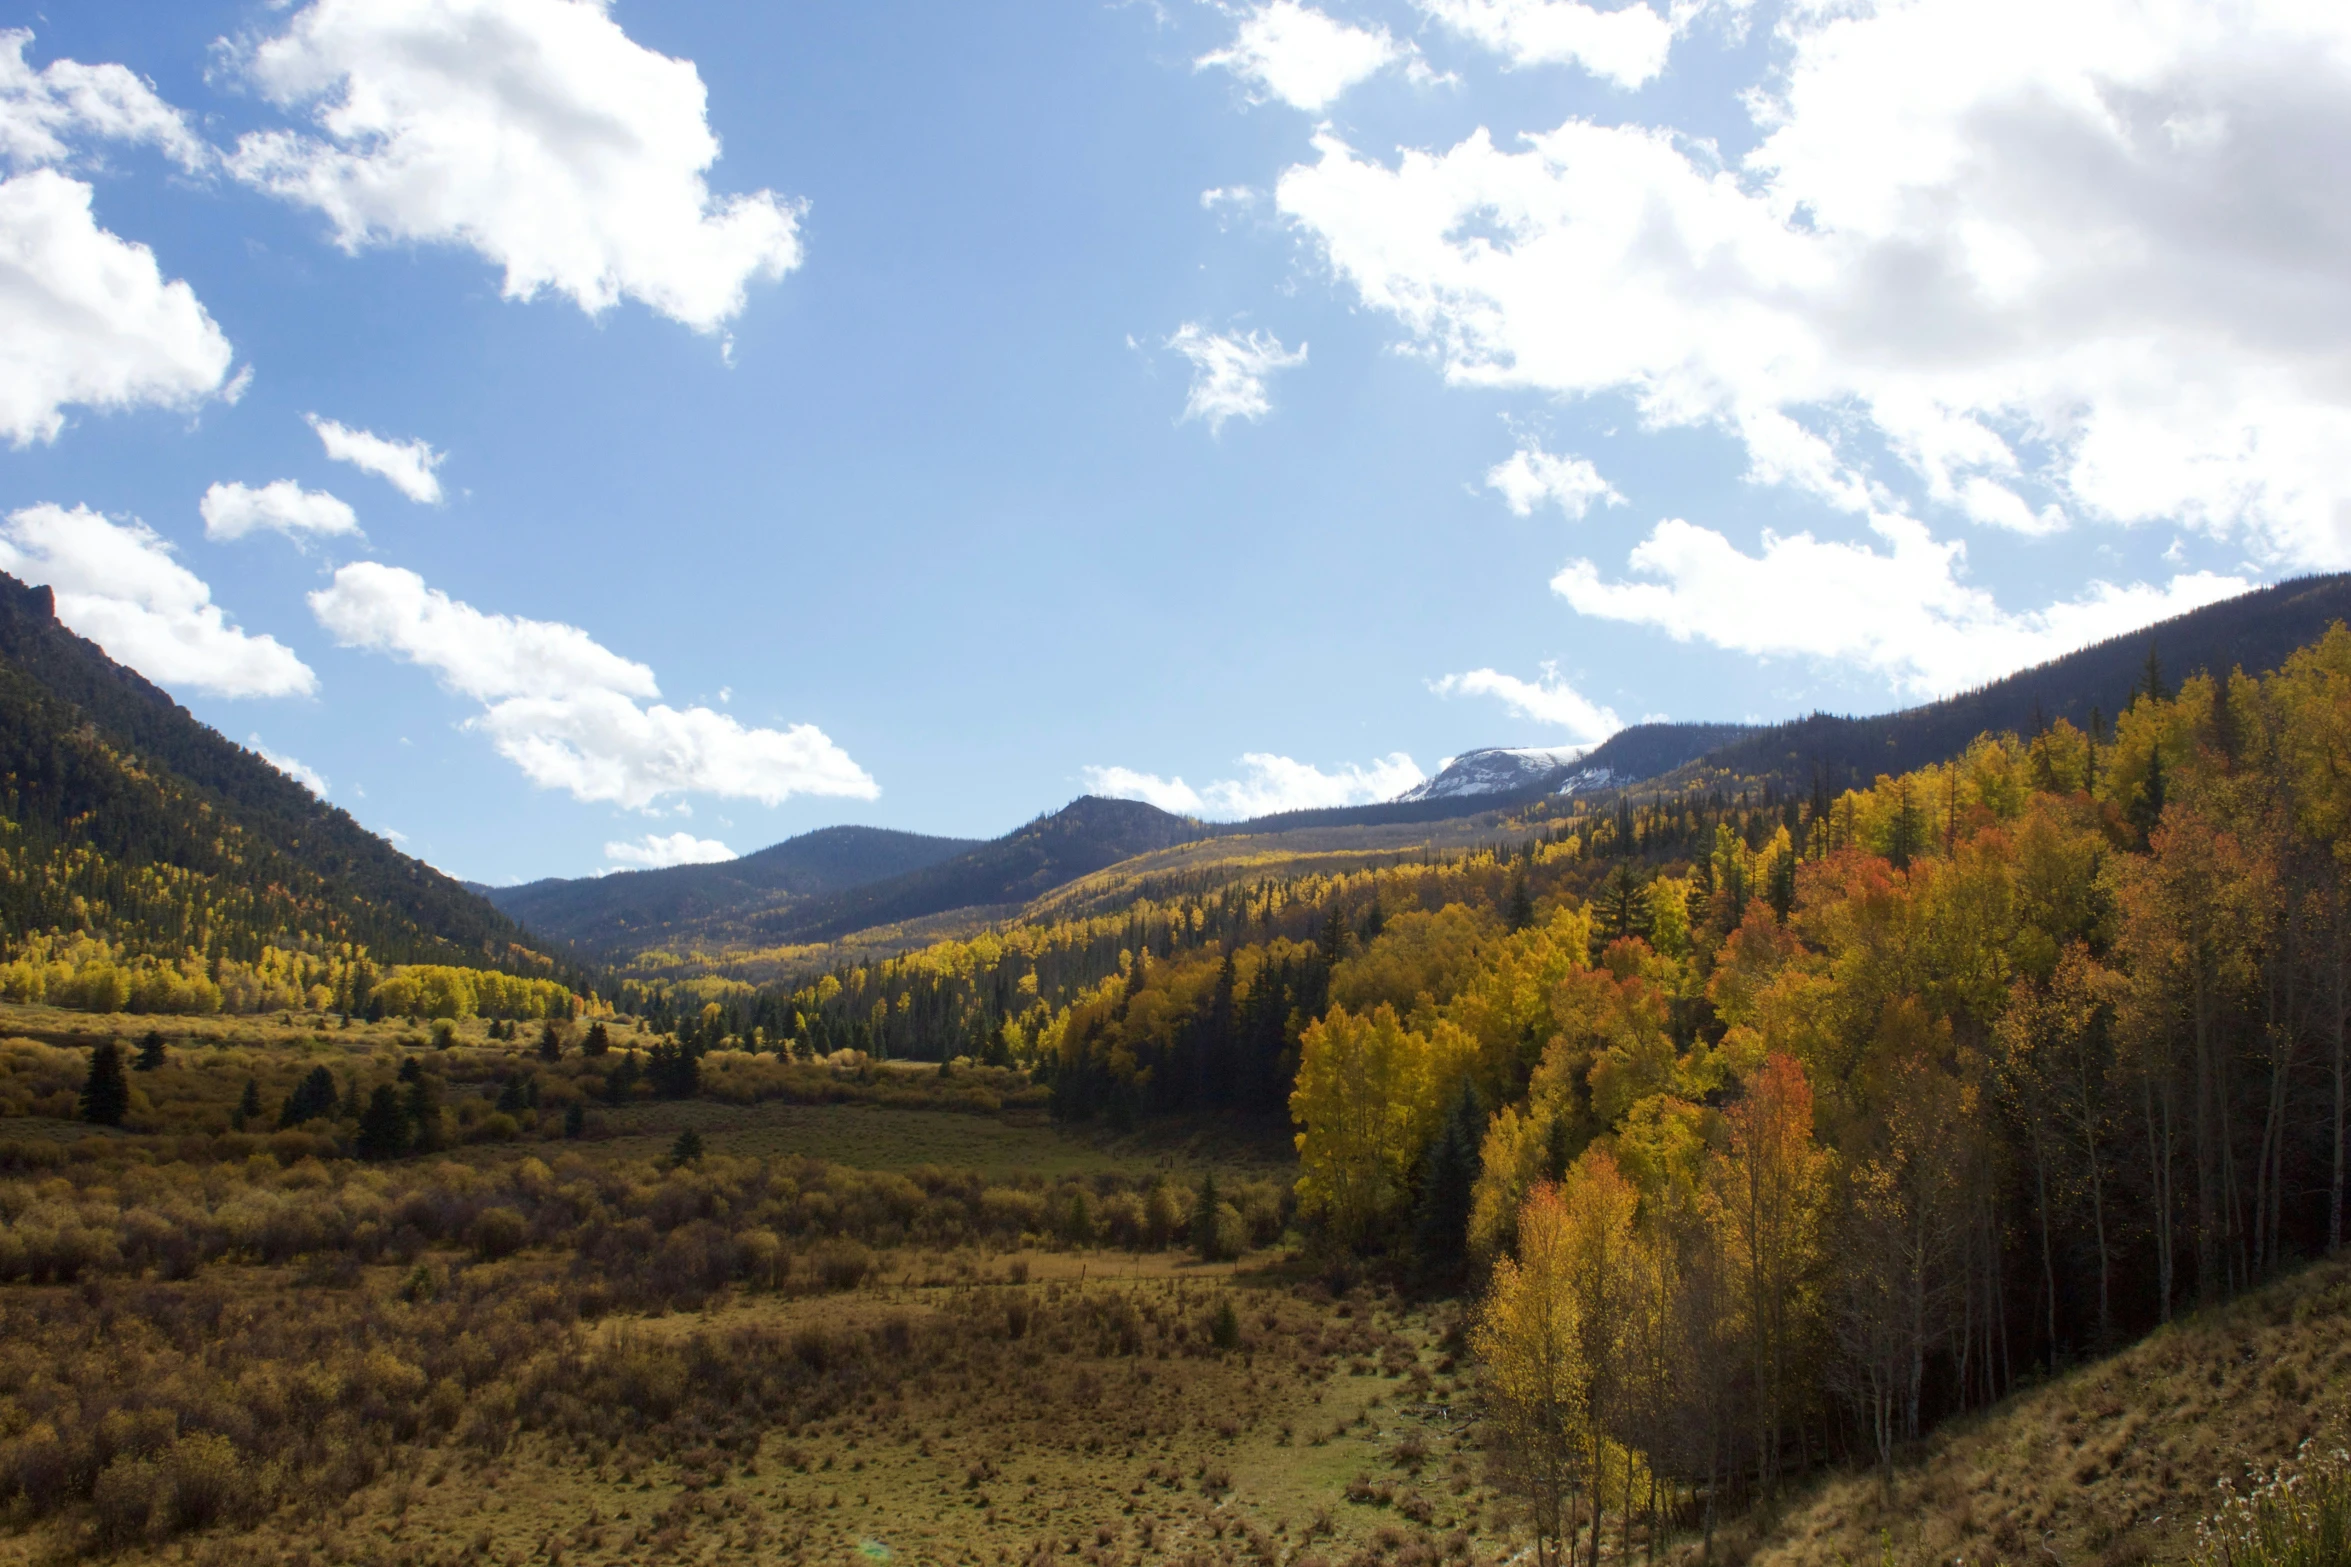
(2196, 1445, 2351, 1567)
(471, 1207, 527, 1260)
(811, 1239, 872, 1291)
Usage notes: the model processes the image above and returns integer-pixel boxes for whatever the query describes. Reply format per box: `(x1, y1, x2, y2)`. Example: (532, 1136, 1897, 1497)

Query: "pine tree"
(133, 1029, 166, 1072)
(278, 1065, 339, 1128)
(1413, 1080, 1483, 1290)
(356, 1083, 410, 1160)
(669, 1127, 705, 1167)
(79, 1040, 128, 1127)
(233, 1077, 261, 1131)
(1507, 874, 1536, 934)
(582, 1021, 610, 1057)
(1192, 1171, 1222, 1260)
(539, 1019, 564, 1062)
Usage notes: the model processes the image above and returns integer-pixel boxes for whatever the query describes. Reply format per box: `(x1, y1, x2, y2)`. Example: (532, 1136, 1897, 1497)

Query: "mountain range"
(2, 564, 2346, 979)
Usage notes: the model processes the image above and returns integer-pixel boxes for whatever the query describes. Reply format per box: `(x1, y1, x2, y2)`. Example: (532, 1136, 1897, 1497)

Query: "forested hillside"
(607, 619, 2351, 1554)
(0, 572, 572, 1013)
(486, 824, 981, 953)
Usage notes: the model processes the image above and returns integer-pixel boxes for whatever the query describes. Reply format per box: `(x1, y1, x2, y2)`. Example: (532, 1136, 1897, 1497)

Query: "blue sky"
(1, 0, 2340, 881)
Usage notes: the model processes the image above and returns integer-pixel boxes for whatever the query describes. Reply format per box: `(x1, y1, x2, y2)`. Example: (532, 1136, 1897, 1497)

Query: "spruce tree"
(1507, 875, 1536, 934)
(278, 1065, 339, 1128)
(133, 1030, 166, 1072)
(1191, 1172, 1222, 1260)
(538, 1020, 564, 1062)
(79, 1040, 128, 1127)
(1412, 1081, 1483, 1290)
(669, 1127, 705, 1167)
(233, 1077, 261, 1131)
(356, 1084, 410, 1160)
(582, 1021, 610, 1057)
(563, 1101, 586, 1139)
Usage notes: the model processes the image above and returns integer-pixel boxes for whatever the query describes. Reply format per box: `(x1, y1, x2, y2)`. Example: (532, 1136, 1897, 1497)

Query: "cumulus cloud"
(604, 831, 736, 872)
(0, 504, 317, 698)
(227, 0, 804, 332)
(1198, 1, 1405, 112)
(1431, 662, 1622, 743)
(1277, 0, 2351, 569)
(0, 29, 211, 173)
(1486, 442, 1623, 519)
(1168, 323, 1308, 432)
(1415, 0, 1676, 89)
(1084, 751, 1425, 819)
(1554, 512, 2250, 697)
(308, 562, 876, 809)
(201, 480, 360, 543)
(306, 414, 444, 503)
(0, 170, 236, 445)
(250, 736, 328, 795)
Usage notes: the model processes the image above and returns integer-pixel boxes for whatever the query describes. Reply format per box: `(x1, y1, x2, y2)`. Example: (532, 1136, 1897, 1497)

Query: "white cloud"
(1277, 0, 2351, 570)
(0, 504, 317, 698)
(1553, 512, 2250, 696)
(0, 170, 236, 445)
(1198, 2, 1404, 112)
(0, 29, 210, 174)
(249, 736, 328, 795)
(201, 480, 361, 543)
(1486, 442, 1623, 518)
(1415, 0, 1676, 89)
(306, 414, 444, 503)
(308, 562, 877, 808)
(1167, 322, 1308, 431)
(1084, 751, 1425, 819)
(227, 0, 804, 332)
(604, 831, 736, 872)
(1431, 662, 1622, 743)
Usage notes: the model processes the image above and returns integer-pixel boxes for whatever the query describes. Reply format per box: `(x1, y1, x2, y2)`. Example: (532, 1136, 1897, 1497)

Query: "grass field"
(0, 1003, 1508, 1567)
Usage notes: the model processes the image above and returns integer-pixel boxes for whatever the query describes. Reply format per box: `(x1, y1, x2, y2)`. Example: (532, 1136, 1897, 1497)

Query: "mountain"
(740, 796, 1205, 947)
(1385, 724, 1758, 807)
(484, 825, 981, 953)
(0, 572, 546, 969)
(1669, 571, 2351, 794)
(1397, 745, 1591, 801)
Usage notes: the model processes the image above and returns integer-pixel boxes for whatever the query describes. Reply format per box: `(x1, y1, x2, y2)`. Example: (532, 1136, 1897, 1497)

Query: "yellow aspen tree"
(1291, 1003, 1434, 1247)
(1472, 1183, 1589, 1567)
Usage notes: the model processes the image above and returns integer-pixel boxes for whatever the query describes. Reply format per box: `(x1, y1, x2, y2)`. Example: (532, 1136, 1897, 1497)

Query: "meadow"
(0, 1005, 1504, 1567)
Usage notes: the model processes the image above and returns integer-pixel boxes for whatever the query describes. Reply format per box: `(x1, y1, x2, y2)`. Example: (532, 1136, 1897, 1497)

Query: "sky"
(0, 0, 2345, 882)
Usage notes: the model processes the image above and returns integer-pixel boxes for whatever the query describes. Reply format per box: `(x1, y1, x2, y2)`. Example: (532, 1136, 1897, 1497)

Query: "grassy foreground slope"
(1747, 1254, 2351, 1567)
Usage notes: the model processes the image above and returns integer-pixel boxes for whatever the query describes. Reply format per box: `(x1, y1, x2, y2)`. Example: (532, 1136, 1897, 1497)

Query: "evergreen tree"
(78, 1040, 128, 1127)
(647, 1039, 699, 1098)
(356, 1084, 410, 1160)
(1507, 874, 1536, 934)
(538, 1020, 564, 1062)
(669, 1127, 705, 1166)
(1412, 1080, 1483, 1290)
(278, 1065, 339, 1128)
(582, 1020, 610, 1057)
(1191, 1171, 1222, 1260)
(563, 1101, 586, 1139)
(403, 1073, 443, 1152)
(133, 1029, 166, 1072)
(495, 1074, 528, 1115)
(2141, 643, 2168, 705)
(233, 1077, 261, 1131)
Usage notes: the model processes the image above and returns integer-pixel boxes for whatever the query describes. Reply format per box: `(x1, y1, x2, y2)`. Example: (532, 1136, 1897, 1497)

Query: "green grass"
(587, 1098, 1294, 1180)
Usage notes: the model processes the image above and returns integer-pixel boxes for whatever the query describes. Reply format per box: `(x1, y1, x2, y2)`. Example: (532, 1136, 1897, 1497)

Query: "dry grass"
(1746, 1255, 2351, 1567)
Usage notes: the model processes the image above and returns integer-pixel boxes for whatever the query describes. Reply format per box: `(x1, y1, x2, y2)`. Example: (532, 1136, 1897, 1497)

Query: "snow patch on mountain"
(1395, 745, 1593, 802)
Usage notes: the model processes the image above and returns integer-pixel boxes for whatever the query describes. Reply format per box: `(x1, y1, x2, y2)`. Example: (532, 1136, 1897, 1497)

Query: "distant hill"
(1670, 572, 2351, 794)
(743, 796, 1205, 946)
(0, 572, 547, 970)
(484, 825, 981, 953)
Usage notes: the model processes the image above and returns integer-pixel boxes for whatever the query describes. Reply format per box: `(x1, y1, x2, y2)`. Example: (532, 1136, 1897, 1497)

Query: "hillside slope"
(0, 572, 546, 970)
(743, 796, 1206, 945)
(1746, 1253, 2351, 1567)
(486, 824, 981, 953)
(1674, 573, 2351, 793)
